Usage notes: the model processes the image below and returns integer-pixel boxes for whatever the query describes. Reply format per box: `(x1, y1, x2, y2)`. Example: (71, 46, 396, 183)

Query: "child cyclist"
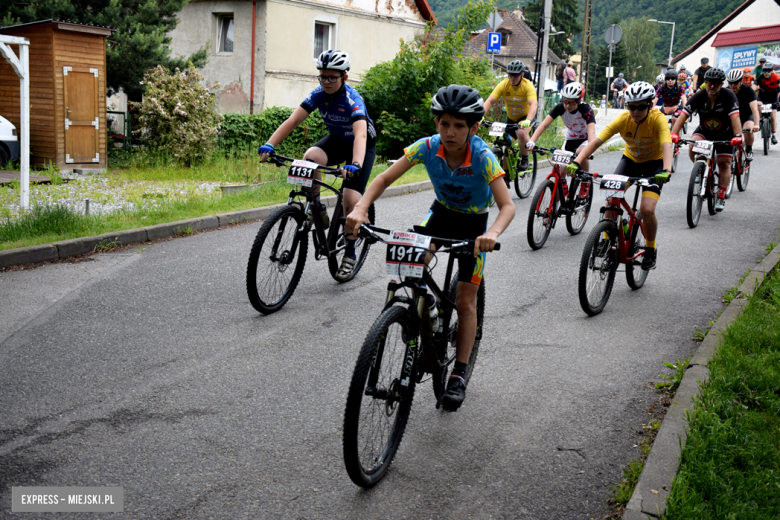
(258, 50, 376, 281)
(346, 85, 515, 411)
(526, 81, 596, 199)
(569, 81, 673, 271)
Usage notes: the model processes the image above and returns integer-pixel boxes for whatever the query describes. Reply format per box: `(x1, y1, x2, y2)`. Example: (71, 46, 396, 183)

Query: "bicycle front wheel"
(725, 171, 735, 199)
(565, 178, 593, 236)
(686, 161, 705, 228)
(578, 220, 618, 316)
(737, 151, 750, 191)
(625, 217, 649, 290)
(515, 151, 537, 198)
(246, 205, 308, 314)
(328, 203, 376, 283)
(527, 179, 555, 250)
(763, 119, 770, 155)
(671, 149, 678, 173)
(343, 305, 417, 488)
(706, 169, 719, 216)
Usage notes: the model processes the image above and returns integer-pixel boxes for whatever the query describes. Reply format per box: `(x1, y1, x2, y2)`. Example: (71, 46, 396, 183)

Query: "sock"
(345, 239, 356, 259)
(719, 187, 727, 199)
(646, 239, 656, 249)
(451, 361, 468, 380)
(747, 145, 752, 152)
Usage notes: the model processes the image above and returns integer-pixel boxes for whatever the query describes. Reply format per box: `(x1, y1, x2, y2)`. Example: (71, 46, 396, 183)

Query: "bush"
(133, 64, 223, 165)
(219, 108, 329, 158)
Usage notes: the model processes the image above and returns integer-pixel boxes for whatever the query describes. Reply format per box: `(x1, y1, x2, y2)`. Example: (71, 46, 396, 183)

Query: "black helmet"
(704, 68, 726, 82)
(665, 69, 678, 80)
(701, 57, 709, 64)
(430, 84, 485, 125)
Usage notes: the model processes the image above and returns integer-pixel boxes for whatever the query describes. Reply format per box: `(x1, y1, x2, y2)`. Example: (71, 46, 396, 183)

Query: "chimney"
(514, 5, 525, 20)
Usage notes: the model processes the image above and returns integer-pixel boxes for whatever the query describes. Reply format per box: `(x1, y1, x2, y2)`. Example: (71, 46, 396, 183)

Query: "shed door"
(63, 66, 100, 164)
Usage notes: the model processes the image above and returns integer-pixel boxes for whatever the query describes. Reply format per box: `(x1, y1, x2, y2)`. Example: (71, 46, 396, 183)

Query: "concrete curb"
(0, 179, 435, 269)
(623, 242, 780, 519)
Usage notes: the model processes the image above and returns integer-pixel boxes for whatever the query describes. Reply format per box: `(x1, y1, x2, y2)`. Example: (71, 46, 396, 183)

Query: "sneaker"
(746, 149, 753, 161)
(715, 197, 726, 212)
(519, 157, 529, 171)
(773, 136, 778, 145)
(441, 376, 466, 411)
(335, 256, 356, 281)
(641, 246, 657, 271)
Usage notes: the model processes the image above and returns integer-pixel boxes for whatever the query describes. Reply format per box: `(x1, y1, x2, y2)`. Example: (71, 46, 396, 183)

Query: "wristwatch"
(352, 162, 361, 170)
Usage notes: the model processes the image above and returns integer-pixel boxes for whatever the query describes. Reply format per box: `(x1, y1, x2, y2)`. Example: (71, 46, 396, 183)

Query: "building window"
(218, 15, 234, 53)
(501, 33, 508, 46)
(314, 22, 332, 59)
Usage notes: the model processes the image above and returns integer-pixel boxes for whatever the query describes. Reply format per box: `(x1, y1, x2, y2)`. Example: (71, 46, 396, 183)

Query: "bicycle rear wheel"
(565, 178, 593, 235)
(686, 161, 705, 228)
(515, 151, 537, 198)
(737, 150, 750, 191)
(246, 205, 308, 314)
(527, 179, 555, 250)
(343, 305, 417, 488)
(328, 203, 376, 283)
(625, 217, 649, 289)
(578, 220, 618, 316)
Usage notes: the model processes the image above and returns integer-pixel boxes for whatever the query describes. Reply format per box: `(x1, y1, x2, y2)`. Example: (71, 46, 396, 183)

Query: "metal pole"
(535, 0, 553, 123)
(668, 22, 676, 68)
(20, 41, 29, 210)
(607, 44, 614, 116)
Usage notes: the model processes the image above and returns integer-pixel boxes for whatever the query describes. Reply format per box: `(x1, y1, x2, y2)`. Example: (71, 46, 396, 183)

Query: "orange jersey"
(742, 73, 755, 87)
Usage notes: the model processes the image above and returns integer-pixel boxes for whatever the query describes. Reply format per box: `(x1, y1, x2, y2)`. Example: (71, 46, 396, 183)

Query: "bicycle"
(577, 172, 652, 316)
(482, 120, 536, 198)
(526, 146, 594, 250)
(731, 134, 750, 192)
(758, 102, 773, 155)
(245, 152, 376, 314)
(679, 138, 731, 228)
(342, 224, 498, 488)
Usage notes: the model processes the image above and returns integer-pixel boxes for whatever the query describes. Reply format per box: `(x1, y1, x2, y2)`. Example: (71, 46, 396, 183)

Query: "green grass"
(664, 268, 780, 519)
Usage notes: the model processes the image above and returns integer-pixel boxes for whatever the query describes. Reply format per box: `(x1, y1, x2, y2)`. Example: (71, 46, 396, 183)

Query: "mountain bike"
(667, 114, 684, 172)
(679, 138, 731, 228)
(482, 120, 536, 198)
(577, 172, 652, 316)
(758, 102, 773, 155)
(342, 224, 499, 488)
(526, 146, 594, 250)
(246, 152, 376, 314)
(731, 135, 750, 192)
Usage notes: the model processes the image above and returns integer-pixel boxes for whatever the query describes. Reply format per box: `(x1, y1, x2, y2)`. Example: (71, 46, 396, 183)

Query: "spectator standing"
(564, 63, 577, 85)
(557, 54, 568, 91)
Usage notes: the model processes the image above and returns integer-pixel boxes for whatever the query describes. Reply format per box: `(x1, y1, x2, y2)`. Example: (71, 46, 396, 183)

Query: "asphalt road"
(2, 127, 780, 519)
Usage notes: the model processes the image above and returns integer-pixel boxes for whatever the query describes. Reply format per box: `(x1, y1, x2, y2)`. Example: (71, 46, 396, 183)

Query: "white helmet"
(316, 50, 350, 71)
(561, 82, 585, 100)
(726, 68, 744, 83)
(656, 74, 664, 83)
(624, 81, 656, 103)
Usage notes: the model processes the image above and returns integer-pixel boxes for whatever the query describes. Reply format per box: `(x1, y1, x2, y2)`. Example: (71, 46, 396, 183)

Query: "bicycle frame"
(599, 183, 645, 266)
(681, 139, 730, 197)
(533, 147, 590, 223)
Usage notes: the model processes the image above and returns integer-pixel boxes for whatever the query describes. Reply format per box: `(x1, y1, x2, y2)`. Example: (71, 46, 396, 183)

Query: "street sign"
(487, 11, 503, 31)
(604, 24, 623, 45)
(487, 32, 501, 54)
(606, 66, 613, 77)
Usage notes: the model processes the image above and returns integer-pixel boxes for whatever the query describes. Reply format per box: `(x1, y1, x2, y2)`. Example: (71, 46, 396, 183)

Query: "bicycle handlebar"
(359, 224, 501, 252)
(266, 152, 345, 176)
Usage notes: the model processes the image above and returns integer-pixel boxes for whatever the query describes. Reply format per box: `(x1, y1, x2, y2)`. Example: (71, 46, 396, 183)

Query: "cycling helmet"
(665, 69, 678, 80)
(726, 68, 744, 83)
(679, 64, 687, 70)
(618, 73, 624, 78)
(430, 84, 485, 125)
(656, 74, 664, 83)
(316, 50, 350, 71)
(624, 81, 656, 103)
(507, 60, 526, 74)
(704, 67, 726, 82)
(763, 62, 774, 71)
(561, 82, 585, 100)
(759, 57, 767, 63)
(678, 72, 688, 80)
(701, 57, 709, 64)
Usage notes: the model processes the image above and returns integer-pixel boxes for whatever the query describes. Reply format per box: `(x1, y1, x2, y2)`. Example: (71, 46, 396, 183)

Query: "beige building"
(168, 0, 435, 113)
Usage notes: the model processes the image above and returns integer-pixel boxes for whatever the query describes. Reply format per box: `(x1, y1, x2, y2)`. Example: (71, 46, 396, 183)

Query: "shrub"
(219, 108, 328, 158)
(133, 64, 223, 165)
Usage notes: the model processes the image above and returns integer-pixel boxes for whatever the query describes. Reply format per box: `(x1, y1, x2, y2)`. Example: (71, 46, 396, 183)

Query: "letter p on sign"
(487, 32, 501, 54)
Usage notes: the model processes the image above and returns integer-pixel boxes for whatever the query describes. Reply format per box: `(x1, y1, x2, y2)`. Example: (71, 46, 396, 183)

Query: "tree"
(0, 0, 207, 100)
(587, 40, 628, 101)
(621, 18, 659, 84)
(516, 0, 579, 58)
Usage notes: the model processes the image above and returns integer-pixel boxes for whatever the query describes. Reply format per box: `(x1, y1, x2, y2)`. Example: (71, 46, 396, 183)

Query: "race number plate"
(287, 159, 318, 187)
(551, 149, 574, 166)
(691, 140, 714, 157)
(599, 174, 629, 198)
(489, 122, 507, 136)
(762, 104, 773, 114)
(385, 230, 432, 279)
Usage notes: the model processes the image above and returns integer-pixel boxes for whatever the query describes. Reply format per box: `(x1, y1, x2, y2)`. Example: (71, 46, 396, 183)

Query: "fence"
(107, 111, 132, 151)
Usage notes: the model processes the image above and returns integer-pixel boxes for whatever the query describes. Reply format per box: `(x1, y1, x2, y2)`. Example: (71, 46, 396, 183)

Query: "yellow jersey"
(489, 78, 537, 121)
(597, 110, 671, 163)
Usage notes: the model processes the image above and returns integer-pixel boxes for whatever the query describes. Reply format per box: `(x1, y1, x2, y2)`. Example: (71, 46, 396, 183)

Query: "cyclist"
(345, 85, 515, 411)
(654, 69, 688, 126)
(692, 57, 711, 92)
(678, 72, 691, 96)
(569, 81, 673, 270)
(752, 57, 768, 80)
(754, 61, 780, 144)
(527, 81, 596, 198)
(678, 63, 688, 77)
(483, 60, 537, 172)
(727, 68, 759, 160)
(671, 68, 742, 212)
(742, 67, 756, 89)
(654, 74, 665, 107)
(612, 73, 628, 108)
(258, 50, 377, 280)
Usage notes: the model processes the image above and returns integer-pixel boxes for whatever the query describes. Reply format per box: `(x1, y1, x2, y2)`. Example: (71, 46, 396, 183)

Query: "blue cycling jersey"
(403, 134, 504, 214)
(301, 84, 376, 141)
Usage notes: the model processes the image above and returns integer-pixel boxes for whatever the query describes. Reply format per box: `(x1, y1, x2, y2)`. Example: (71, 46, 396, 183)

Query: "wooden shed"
(0, 20, 113, 170)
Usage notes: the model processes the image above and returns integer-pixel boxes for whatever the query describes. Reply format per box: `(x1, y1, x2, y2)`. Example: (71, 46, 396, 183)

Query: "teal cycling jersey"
(403, 134, 505, 213)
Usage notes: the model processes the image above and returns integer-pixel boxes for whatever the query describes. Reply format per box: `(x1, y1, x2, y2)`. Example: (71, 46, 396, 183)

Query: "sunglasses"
(317, 75, 342, 84)
(508, 73, 521, 78)
(626, 104, 649, 112)
(708, 81, 723, 87)
(562, 99, 578, 105)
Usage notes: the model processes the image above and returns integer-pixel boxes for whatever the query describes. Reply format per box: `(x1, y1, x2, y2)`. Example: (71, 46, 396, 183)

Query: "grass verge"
(663, 267, 780, 519)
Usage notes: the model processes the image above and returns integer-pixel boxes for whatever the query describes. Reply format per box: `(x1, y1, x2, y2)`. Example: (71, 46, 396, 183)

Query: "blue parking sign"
(487, 32, 501, 54)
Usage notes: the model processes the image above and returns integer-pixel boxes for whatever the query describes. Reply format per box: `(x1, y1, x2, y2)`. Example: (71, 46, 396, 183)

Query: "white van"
(0, 115, 20, 168)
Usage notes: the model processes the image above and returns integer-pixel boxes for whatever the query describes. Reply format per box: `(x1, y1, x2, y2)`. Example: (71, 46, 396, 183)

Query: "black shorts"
(420, 201, 489, 285)
(692, 128, 734, 158)
(740, 114, 754, 125)
(564, 138, 587, 153)
(758, 91, 779, 108)
(612, 155, 664, 200)
(311, 134, 377, 194)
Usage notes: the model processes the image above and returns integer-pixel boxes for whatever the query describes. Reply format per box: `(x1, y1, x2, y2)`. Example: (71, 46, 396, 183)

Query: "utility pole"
(535, 0, 553, 123)
(579, 0, 592, 84)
